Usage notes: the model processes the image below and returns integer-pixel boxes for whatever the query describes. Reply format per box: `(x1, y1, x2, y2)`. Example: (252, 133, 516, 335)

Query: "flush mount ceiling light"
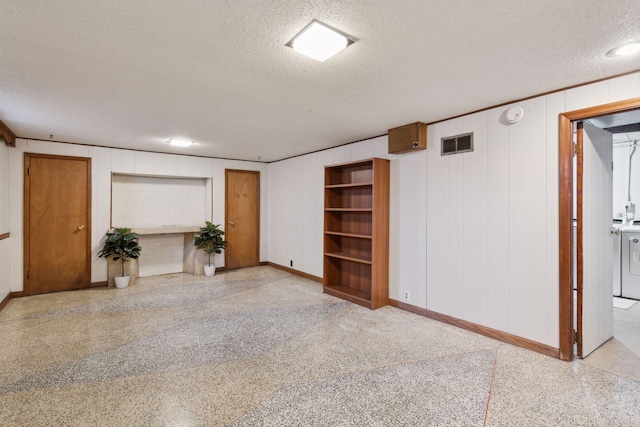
(168, 138, 194, 147)
(606, 41, 640, 57)
(286, 20, 355, 62)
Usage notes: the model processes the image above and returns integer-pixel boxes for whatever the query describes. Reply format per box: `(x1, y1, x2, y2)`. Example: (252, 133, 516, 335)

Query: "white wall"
(111, 175, 209, 228)
(427, 96, 560, 345)
(0, 141, 10, 302)
(7, 140, 268, 290)
(267, 137, 428, 305)
(4, 72, 640, 348)
(267, 72, 640, 349)
(613, 135, 640, 220)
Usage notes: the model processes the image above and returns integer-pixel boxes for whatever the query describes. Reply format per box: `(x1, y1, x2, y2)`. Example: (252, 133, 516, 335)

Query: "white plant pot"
(114, 275, 131, 289)
(204, 265, 216, 277)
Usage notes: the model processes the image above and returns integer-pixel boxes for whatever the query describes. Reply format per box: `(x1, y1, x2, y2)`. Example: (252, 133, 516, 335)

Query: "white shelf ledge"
(132, 226, 200, 235)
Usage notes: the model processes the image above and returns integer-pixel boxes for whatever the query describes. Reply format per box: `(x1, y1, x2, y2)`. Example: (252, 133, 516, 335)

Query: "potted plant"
(98, 227, 142, 288)
(194, 221, 227, 276)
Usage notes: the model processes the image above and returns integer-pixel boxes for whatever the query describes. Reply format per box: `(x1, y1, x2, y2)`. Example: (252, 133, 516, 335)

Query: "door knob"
(77, 225, 86, 230)
(228, 221, 235, 225)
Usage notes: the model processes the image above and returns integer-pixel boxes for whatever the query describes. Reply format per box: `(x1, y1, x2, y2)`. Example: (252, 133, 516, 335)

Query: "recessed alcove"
(107, 174, 213, 284)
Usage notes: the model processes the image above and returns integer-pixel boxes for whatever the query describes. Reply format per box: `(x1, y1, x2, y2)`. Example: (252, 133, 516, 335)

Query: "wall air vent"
(441, 132, 474, 156)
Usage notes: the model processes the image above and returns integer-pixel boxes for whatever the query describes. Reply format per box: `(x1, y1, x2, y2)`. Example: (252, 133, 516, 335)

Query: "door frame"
(558, 97, 640, 361)
(23, 153, 92, 295)
(575, 122, 584, 358)
(224, 169, 260, 269)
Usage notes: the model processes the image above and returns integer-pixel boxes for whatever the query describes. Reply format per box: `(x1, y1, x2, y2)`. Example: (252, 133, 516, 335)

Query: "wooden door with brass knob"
(24, 153, 91, 295)
(225, 169, 260, 270)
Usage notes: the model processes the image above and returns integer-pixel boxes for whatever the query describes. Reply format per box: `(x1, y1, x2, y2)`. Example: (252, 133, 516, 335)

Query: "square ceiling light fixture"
(168, 138, 194, 147)
(286, 20, 355, 62)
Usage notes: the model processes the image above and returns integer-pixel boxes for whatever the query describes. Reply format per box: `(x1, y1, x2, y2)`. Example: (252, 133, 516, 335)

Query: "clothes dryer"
(621, 222, 640, 300)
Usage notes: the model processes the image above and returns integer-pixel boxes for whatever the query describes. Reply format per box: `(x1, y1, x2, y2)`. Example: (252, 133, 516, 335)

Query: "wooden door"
(576, 122, 614, 357)
(225, 170, 260, 269)
(24, 153, 91, 295)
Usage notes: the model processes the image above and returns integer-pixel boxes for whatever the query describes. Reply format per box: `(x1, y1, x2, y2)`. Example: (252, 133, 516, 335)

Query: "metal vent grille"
(442, 137, 457, 154)
(441, 132, 474, 156)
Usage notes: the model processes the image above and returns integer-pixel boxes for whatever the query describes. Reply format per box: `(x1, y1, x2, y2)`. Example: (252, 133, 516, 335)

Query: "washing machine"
(621, 221, 640, 300)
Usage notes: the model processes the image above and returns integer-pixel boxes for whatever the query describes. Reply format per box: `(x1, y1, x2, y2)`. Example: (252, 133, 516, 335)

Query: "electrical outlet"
(403, 291, 410, 301)
(290, 260, 293, 267)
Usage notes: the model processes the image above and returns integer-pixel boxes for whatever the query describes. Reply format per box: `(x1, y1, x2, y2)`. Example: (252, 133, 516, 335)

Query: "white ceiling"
(1, 1, 639, 162)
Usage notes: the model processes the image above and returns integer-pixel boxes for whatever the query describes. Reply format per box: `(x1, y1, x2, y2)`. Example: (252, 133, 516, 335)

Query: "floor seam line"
(229, 384, 288, 426)
(576, 360, 640, 384)
(483, 347, 499, 427)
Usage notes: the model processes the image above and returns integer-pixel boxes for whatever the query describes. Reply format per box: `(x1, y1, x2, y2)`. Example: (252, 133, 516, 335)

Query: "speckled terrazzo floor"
(1, 266, 639, 426)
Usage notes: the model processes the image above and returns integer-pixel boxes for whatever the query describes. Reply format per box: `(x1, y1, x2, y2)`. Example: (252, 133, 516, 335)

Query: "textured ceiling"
(1, 1, 639, 162)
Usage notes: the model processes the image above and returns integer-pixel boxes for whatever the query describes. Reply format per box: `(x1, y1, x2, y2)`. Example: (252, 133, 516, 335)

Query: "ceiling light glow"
(169, 138, 193, 147)
(287, 20, 354, 62)
(607, 41, 640, 57)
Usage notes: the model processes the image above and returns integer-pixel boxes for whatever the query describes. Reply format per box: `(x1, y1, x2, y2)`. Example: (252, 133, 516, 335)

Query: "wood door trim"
(224, 169, 260, 269)
(23, 153, 92, 296)
(558, 96, 640, 361)
(558, 113, 574, 361)
(0, 119, 16, 147)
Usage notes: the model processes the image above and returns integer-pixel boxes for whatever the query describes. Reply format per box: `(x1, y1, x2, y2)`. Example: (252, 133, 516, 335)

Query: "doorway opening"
(559, 98, 640, 361)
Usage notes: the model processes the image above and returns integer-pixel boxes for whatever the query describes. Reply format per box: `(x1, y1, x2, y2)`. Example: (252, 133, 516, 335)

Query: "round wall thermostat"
(505, 106, 525, 123)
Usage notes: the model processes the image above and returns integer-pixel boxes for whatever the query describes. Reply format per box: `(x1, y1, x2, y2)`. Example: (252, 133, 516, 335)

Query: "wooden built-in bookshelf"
(323, 158, 389, 309)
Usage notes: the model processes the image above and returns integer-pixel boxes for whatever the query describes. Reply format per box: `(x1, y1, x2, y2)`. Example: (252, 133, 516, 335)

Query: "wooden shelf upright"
(323, 158, 390, 309)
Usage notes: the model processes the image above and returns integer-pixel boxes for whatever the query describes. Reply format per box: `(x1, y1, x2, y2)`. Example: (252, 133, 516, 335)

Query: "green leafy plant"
(98, 227, 142, 277)
(194, 221, 227, 267)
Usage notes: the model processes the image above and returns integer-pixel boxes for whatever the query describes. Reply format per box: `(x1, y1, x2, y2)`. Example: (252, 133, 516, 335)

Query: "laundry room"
(610, 113, 640, 300)
(595, 110, 640, 301)
(573, 107, 640, 362)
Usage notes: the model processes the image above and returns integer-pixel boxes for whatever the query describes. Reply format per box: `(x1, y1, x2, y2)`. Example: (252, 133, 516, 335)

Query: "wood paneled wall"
(5, 141, 268, 289)
(3, 72, 640, 351)
(269, 72, 640, 350)
(426, 96, 559, 346)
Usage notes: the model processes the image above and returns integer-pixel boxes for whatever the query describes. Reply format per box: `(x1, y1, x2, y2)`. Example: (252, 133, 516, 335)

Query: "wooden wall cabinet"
(323, 158, 390, 309)
(388, 122, 426, 154)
